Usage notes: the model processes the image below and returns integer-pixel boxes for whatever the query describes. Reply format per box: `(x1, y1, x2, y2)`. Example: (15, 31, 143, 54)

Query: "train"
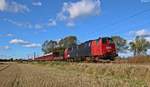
(34, 37, 118, 62)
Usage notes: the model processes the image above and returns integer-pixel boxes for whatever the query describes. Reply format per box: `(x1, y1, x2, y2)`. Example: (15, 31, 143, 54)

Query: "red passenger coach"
(34, 52, 63, 61)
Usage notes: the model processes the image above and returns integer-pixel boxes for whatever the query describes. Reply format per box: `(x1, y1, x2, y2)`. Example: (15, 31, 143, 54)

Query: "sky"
(0, 0, 150, 59)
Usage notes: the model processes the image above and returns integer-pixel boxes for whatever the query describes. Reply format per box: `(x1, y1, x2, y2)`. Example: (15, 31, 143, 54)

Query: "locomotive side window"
(84, 43, 87, 48)
(86, 42, 90, 47)
(96, 39, 99, 44)
(71, 47, 74, 51)
(88, 42, 91, 47)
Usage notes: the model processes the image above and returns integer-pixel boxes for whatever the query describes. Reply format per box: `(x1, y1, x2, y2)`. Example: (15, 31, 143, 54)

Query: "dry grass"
(0, 63, 20, 87)
(32, 61, 150, 87)
(0, 62, 150, 87)
(0, 62, 9, 71)
(128, 56, 150, 64)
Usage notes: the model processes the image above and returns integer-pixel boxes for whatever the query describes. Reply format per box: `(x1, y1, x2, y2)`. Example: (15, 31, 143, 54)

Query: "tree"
(59, 36, 77, 48)
(129, 36, 149, 56)
(42, 36, 77, 54)
(111, 36, 127, 52)
(42, 40, 57, 54)
(129, 42, 136, 56)
(148, 42, 150, 49)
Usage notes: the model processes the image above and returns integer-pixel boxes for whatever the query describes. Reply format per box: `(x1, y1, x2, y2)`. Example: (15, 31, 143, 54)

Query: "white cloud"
(0, 0, 6, 11)
(3, 18, 56, 29)
(6, 33, 13, 37)
(66, 22, 75, 27)
(3, 18, 38, 29)
(3, 18, 23, 27)
(34, 24, 43, 29)
(135, 29, 150, 36)
(32, 2, 42, 6)
(0, 0, 29, 13)
(9, 39, 30, 45)
(118, 50, 133, 58)
(129, 29, 150, 37)
(23, 43, 41, 48)
(48, 19, 57, 26)
(57, 0, 101, 20)
(9, 39, 41, 48)
(2, 0, 101, 28)
(141, 0, 150, 3)
(0, 46, 10, 50)
(0, 33, 13, 37)
(145, 37, 150, 42)
(56, 0, 101, 27)
(7, 2, 30, 13)
(147, 49, 150, 55)
(129, 29, 150, 42)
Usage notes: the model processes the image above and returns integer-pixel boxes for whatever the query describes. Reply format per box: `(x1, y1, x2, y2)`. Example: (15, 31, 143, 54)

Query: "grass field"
(0, 61, 150, 87)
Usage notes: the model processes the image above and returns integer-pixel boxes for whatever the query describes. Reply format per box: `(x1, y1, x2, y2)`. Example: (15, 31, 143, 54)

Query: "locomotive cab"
(64, 37, 118, 62)
(91, 37, 118, 60)
(101, 37, 118, 59)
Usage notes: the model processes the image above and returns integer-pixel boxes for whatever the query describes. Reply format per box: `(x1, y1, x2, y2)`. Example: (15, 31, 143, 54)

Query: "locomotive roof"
(68, 37, 112, 49)
(80, 40, 91, 45)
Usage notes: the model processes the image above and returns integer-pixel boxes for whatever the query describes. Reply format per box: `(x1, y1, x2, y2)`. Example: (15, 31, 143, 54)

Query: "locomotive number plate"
(106, 46, 111, 49)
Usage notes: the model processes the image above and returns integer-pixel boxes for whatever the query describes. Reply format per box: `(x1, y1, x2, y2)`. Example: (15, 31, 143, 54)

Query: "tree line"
(42, 35, 150, 56)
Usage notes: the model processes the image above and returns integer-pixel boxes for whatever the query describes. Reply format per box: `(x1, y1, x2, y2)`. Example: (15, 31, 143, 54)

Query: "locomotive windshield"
(108, 38, 114, 44)
(102, 38, 114, 44)
(102, 38, 107, 44)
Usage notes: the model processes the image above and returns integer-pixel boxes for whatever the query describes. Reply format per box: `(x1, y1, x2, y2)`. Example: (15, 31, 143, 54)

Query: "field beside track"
(0, 61, 150, 87)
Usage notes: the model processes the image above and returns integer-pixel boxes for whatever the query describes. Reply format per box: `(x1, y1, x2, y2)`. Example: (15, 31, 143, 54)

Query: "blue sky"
(0, 0, 150, 58)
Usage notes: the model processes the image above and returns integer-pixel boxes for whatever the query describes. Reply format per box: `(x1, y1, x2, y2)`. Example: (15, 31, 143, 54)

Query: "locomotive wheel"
(85, 57, 91, 62)
(98, 59, 111, 63)
(85, 57, 94, 63)
(92, 57, 99, 63)
(110, 57, 115, 61)
(67, 58, 73, 62)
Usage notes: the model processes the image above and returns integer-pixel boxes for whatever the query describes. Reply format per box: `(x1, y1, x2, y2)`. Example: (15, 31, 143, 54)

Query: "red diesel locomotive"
(34, 37, 118, 61)
(64, 37, 117, 61)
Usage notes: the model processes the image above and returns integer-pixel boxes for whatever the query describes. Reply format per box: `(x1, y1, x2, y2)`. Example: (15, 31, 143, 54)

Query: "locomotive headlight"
(67, 55, 70, 57)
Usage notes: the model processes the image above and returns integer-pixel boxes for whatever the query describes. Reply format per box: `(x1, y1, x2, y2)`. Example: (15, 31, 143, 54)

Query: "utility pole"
(33, 52, 36, 60)
(28, 55, 30, 60)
